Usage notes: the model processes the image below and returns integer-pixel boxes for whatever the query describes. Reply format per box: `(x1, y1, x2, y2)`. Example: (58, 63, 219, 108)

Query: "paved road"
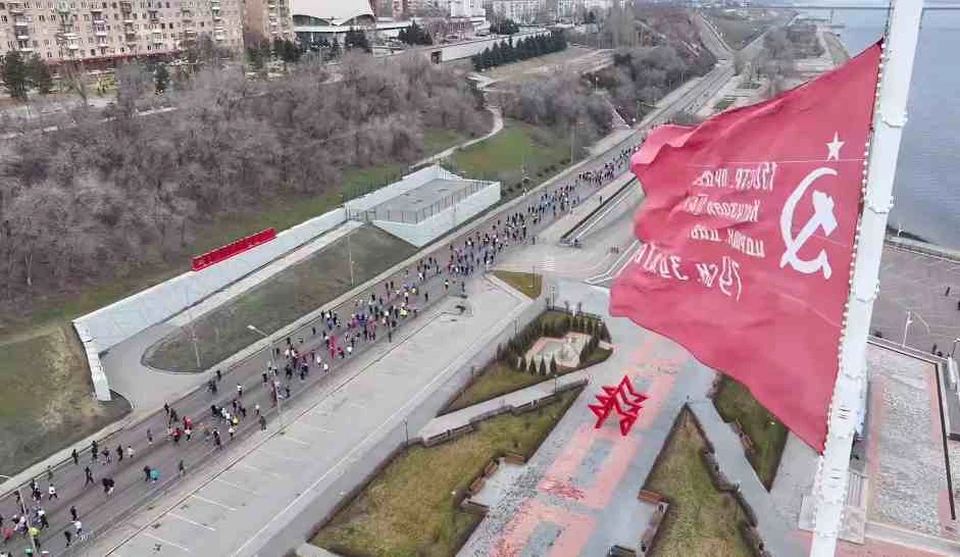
(0, 48, 742, 556)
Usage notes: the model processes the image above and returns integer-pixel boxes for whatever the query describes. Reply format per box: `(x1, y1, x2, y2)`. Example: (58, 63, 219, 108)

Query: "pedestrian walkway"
(417, 370, 589, 443)
(414, 107, 505, 167)
(689, 400, 805, 557)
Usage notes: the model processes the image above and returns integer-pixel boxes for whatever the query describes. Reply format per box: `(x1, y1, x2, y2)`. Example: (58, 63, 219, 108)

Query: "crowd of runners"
(0, 135, 644, 557)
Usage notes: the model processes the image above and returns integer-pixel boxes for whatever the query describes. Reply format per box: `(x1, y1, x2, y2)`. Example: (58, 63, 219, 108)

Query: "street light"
(901, 310, 913, 347)
(247, 324, 284, 432)
(951, 338, 960, 358)
(0, 474, 38, 555)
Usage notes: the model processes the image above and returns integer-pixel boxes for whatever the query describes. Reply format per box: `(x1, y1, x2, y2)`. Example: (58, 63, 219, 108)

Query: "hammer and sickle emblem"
(779, 167, 838, 279)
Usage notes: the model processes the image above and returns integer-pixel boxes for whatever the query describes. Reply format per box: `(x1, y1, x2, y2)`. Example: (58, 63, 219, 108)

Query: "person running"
(178, 460, 185, 477)
(149, 468, 159, 483)
(71, 449, 78, 465)
(126, 445, 134, 459)
(46, 485, 56, 500)
(147, 428, 153, 445)
(69, 506, 78, 522)
(259, 415, 267, 431)
(116, 445, 124, 462)
(83, 467, 94, 487)
(64, 530, 72, 547)
(143, 466, 152, 483)
(73, 520, 82, 537)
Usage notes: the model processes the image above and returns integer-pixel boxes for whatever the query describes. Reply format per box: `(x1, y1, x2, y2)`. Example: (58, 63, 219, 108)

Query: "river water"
(800, 3, 960, 248)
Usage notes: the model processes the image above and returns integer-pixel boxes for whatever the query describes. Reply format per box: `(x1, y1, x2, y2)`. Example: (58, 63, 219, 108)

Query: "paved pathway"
(414, 107, 505, 167)
(418, 370, 589, 443)
(690, 400, 804, 557)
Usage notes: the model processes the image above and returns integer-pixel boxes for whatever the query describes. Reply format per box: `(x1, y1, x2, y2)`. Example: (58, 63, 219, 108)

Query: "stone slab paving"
(865, 345, 951, 536)
(457, 280, 808, 557)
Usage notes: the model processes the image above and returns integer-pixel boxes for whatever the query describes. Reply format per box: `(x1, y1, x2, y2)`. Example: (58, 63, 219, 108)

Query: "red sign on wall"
(191, 228, 277, 272)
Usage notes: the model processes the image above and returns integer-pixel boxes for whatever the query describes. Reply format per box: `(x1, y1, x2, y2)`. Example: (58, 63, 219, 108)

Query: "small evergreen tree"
(2, 50, 29, 101)
(345, 28, 370, 52)
(599, 323, 611, 342)
(550, 356, 558, 375)
(154, 64, 169, 94)
(539, 358, 547, 376)
(518, 357, 527, 373)
(246, 45, 265, 70)
(27, 54, 52, 95)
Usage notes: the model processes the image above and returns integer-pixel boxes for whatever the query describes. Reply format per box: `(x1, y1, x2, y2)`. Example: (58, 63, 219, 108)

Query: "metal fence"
(348, 180, 493, 225)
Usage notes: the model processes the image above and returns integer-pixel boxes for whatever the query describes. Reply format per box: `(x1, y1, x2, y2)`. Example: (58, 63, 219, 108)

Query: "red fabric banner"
(611, 44, 881, 451)
(191, 228, 277, 272)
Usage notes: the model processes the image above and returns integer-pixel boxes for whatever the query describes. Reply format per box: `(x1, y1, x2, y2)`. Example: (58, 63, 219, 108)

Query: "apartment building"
(243, 0, 293, 42)
(490, 0, 544, 22)
(0, 0, 288, 64)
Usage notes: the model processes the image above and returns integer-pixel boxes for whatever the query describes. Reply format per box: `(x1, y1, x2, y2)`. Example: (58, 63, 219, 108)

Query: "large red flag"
(611, 44, 881, 451)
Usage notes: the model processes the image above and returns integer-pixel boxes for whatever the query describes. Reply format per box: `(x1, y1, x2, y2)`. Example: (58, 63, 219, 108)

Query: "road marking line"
(169, 512, 216, 531)
(191, 494, 237, 512)
(143, 532, 191, 552)
(230, 301, 531, 557)
(215, 478, 259, 495)
(279, 434, 310, 446)
(260, 448, 310, 462)
(234, 462, 283, 479)
(293, 421, 334, 433)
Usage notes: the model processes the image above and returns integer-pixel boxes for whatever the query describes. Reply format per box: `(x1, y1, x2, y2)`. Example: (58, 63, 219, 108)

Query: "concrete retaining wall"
(73, 207, 347, 401)
(373, 182, 501, 247)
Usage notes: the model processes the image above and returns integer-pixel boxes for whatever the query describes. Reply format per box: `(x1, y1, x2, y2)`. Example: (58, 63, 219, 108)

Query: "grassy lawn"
(492, 270, 542, 299)
(0, 327, 130, 476)
(644, 410, 753, 557)
(144, 226, 415, 372)
(313, 389, 580, 557)
(446, 362, 544, 413)
(713, 376, 788, 490)
(713, 97, 736, 112)
(450, 119, 570, 199)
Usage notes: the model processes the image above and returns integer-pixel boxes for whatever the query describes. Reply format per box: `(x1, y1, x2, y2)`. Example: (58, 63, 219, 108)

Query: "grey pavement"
(690, 401, 805, 557)
(417, 369, 589, 443)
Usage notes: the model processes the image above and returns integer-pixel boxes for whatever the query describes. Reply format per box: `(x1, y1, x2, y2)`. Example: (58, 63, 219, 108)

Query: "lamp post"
(0, 474, 38, 555)
(952, 338, 960, 358)
(247, 324, 284, 432)
(901, 310, 913, 347)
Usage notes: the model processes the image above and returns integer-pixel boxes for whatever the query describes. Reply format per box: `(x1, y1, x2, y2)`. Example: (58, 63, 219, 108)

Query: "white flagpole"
(809, 0, 923, 556)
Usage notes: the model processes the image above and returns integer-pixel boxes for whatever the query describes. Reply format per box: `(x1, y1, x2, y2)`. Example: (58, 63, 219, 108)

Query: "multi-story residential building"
(243, 0, 293, 42)
(0, 0, 290, 65)
(490, 0, 544, 22)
